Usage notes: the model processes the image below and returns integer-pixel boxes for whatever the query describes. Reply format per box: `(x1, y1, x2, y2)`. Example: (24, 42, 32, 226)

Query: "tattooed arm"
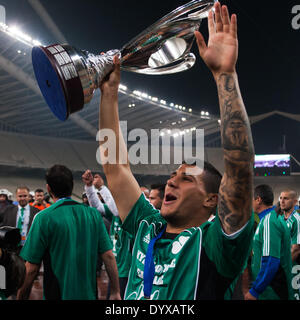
(195, 3, 254, 234)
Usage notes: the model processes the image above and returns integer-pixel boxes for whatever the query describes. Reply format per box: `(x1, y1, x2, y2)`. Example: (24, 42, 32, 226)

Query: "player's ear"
(203, 193, 218, 210)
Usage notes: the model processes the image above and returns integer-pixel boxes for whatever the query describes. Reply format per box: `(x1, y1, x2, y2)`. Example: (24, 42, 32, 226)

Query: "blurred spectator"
(140, 186, 149, 199)
(0, 186, 39, 247)
(30, 189, 51, 211)
(82, 193, 89, 206)
(0, 189, 13, 213)
(149, 183, 166, 210)
(28, 192, 34, 204)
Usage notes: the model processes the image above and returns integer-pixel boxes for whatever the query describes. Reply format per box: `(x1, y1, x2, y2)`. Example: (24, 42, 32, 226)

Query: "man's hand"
(109, 292, 122, 300)
(245, 291, 257, 300)
(82, 170, 94, 187)
(195, 2, 238, 78)
(100, 55, 121, 95)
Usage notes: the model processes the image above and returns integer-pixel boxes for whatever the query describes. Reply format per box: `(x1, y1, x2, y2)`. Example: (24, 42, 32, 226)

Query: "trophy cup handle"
(122, 52, 196, 75)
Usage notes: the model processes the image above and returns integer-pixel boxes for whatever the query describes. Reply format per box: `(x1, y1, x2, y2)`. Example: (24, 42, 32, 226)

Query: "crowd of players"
(0, 174, 299, 300)
(0, 3, 300, 301)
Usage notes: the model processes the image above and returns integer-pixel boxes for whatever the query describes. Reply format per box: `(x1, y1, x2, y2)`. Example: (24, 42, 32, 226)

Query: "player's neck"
(284, 208, 294, 219)
(166, 217, 208, 234)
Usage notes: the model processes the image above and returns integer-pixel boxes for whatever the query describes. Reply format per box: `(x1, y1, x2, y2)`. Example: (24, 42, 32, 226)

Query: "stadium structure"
(0, 1, 299, 202)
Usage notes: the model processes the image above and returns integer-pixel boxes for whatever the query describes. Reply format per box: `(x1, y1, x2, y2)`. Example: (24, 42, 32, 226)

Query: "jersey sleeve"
(203, 212, 254, 280)
(291, 213, 300, 245)
(122, 193, 161, 239)
(99, 186, 119, 217)
(262, 214, 282, 259)
(20, 212, 47, 264)
(85, 185, 105, 214)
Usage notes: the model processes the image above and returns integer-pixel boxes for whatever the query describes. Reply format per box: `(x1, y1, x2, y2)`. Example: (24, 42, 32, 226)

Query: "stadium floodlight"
(0, 22, 44, 48)
(133, 90, 142, 97)
(119, 84, 127, 91)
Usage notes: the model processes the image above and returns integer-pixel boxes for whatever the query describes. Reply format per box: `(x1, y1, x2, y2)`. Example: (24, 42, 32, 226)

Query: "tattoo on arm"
(216, 73, 254, 233)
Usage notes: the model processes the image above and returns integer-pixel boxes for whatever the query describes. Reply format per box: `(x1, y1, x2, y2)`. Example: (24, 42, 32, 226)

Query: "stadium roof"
(0, 0, 299, 160)
(0, 21, 225, 144)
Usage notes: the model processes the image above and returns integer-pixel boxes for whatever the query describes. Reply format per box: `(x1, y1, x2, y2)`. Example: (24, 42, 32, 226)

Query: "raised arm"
(195, 3, 254, 234)
(98, 58, 141, 222)
(82, 170, 106, 214)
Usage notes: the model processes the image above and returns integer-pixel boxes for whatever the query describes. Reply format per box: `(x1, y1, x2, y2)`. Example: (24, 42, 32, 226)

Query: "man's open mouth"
(164, 193, 178, 205)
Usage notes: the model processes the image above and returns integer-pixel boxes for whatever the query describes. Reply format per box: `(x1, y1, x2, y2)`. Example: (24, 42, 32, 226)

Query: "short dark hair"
(150, 183, 166, 199)
(182, 160, 222, 194)
(35, 188, 44, 194)
(45, 165, 73, 198)
(254, 184, 274, 206)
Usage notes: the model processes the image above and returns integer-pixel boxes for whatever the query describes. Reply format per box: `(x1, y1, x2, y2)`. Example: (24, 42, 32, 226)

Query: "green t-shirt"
(122, 194, 254, 300)
(20, 198, 112, 300)
(251, 210, 293, 300)
(104, 204, 132, 278)
(280, 210, 300, 300)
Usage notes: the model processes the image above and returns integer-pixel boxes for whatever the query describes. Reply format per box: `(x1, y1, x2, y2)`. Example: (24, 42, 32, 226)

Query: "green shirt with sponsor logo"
(251, 210, 293, 300)
(280, 210, 300, 300)
(122, 194, 254, 300)
(104, 204, 133, 278)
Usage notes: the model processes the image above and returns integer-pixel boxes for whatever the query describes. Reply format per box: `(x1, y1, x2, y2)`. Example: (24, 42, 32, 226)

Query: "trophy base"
(32, 45, 84, 121)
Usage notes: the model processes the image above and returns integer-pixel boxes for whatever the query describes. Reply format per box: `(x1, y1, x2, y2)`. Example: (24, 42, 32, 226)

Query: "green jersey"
(20, 198, 112, 300)
(251, 210, 293, 300)
(280, 210, 300, 300)
(122, 194, 254, 300)
(104, 204, 133, 278)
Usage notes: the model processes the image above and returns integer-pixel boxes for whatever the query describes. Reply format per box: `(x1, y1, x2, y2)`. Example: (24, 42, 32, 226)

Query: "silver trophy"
(32, 0, 216, 121)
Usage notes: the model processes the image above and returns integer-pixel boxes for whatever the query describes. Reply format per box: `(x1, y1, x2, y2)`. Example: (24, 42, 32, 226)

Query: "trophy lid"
(32, 45, 84, 121)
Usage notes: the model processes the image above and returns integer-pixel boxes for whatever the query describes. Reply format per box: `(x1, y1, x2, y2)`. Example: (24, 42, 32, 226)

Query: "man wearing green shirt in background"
(82, 169, 133, 299)
(97, 3, 255, 300)
(17, 165, 121, 300)
(279, 189, 300, 300)
(245, 184, 293, 300)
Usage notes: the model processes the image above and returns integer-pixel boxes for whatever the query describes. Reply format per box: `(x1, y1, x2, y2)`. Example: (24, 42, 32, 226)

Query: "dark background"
(0, 0, 300, 164)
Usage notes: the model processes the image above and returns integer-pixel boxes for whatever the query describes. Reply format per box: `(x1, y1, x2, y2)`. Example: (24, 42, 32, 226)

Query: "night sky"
(1, 0, 300, 166)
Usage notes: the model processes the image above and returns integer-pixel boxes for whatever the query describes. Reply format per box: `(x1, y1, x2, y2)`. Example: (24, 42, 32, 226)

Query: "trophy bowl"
(32, 0, 216, 121)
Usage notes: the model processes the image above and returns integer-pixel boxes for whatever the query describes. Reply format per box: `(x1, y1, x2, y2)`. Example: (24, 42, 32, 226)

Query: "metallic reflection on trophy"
(32, 0, 216, 121)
